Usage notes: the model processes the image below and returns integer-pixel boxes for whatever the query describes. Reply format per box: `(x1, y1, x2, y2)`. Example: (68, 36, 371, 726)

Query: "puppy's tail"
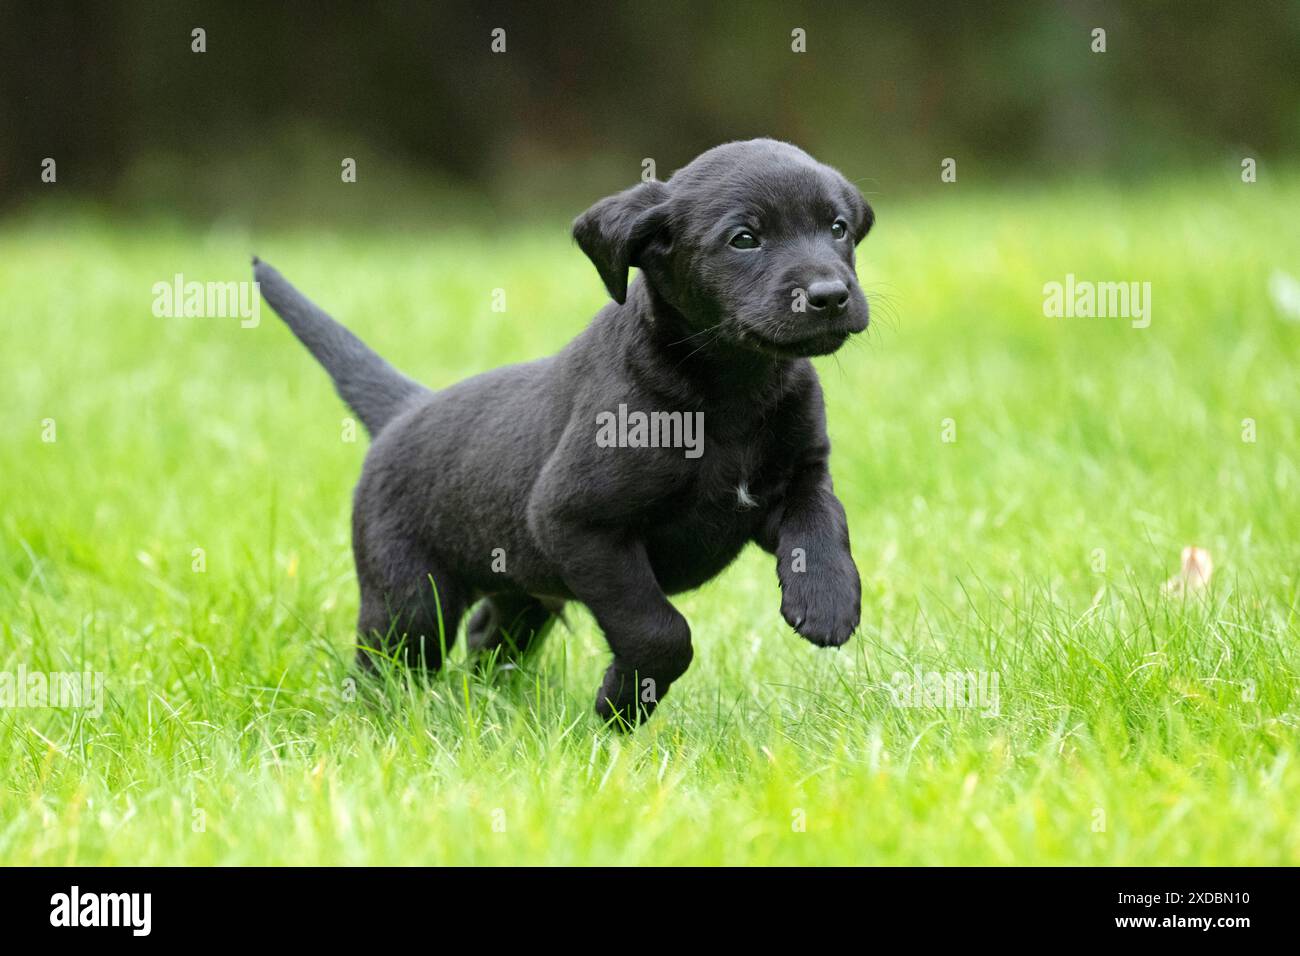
(253, 257, 428, 435)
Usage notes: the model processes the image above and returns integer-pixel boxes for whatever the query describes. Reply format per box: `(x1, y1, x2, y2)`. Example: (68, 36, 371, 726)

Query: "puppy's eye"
(729, 231, 760, 250)
(831, 219, 849, 240)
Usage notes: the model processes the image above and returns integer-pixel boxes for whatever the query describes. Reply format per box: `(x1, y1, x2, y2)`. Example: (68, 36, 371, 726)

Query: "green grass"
(2, 174, 1299, 865)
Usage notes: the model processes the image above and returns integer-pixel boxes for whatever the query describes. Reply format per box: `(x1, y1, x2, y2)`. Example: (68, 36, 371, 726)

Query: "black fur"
(255, 139, 872, 727)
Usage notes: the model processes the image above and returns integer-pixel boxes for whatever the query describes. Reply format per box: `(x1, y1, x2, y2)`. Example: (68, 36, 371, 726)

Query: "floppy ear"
(842, 181, 875, 245)
(572, 180, 670, 304)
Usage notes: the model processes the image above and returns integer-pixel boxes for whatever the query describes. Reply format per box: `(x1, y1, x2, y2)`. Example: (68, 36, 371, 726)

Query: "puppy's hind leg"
(354, 543, 466, 674)
(466, 593, 561, 668)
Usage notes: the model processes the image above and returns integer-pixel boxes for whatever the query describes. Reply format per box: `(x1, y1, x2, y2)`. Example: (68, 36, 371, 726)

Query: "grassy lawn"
(2, 174, 1298, 865)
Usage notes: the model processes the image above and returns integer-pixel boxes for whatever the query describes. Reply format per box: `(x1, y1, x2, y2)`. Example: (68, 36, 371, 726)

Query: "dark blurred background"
(2, 0, 1297, 225)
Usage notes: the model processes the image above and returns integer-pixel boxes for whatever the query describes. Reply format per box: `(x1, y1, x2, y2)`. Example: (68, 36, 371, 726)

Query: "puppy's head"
(573, 138, 872, 358)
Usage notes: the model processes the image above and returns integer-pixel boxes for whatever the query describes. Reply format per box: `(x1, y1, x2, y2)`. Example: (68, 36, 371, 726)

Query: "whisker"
(675, 326, 725, 367)
(665, 322, 723, 348)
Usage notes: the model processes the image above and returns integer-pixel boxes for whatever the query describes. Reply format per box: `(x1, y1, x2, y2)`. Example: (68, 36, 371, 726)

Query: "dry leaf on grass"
(1162, 546, 1213, 595)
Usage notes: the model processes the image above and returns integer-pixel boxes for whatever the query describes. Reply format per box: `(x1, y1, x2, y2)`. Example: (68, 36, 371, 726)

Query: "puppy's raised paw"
(779, 553, 861, 647)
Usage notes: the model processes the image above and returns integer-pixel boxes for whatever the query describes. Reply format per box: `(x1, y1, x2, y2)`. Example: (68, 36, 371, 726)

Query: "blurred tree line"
(1, 0, 1296, 224)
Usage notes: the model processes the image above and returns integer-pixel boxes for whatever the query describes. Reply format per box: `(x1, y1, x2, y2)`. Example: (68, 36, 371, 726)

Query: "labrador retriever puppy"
(254, 138, 872, 727)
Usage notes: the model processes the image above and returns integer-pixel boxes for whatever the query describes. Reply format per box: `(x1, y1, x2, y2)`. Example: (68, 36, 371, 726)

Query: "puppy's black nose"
(806, 280, 850, 315)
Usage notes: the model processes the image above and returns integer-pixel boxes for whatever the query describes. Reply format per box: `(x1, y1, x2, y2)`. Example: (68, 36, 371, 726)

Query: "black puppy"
(254, 138, 872, 726)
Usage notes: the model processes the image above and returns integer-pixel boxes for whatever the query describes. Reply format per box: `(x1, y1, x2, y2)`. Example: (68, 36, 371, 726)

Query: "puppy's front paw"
(594, 664, 657, 730)
(779, 550, 861, 647)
